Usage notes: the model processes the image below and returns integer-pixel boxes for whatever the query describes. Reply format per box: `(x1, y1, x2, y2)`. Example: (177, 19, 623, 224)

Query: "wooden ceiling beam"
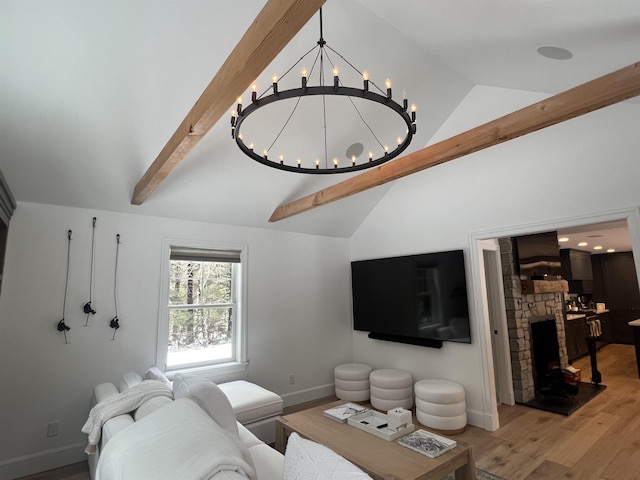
(269, 61, 640, 222)
(131, 0, 326, 205)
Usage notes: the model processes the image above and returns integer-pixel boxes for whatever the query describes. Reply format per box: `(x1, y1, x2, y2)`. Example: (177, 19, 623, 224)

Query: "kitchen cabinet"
(591, 252, 640, 344)
(565, 316, 589, 361)
(561, 249, 594, 293)
(561, 249, 593, 281)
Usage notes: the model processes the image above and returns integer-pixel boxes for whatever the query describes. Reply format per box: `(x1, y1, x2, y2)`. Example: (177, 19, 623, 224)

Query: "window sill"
(164, 361, 248, 383)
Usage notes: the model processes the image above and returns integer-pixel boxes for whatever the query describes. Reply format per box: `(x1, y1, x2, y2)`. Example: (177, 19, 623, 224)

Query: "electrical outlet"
(288, 374, 295, 385)
(47, 421, 59, 437)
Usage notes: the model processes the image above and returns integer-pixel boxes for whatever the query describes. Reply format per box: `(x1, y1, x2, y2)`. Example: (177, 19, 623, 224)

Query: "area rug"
(522, 382, 607, 416)
(442, 468, 505, 480)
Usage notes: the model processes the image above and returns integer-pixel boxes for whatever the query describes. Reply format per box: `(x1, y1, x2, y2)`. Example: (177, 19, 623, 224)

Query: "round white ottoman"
(334, 363, 372, 402)
(414, 379, 466, 434)
(369, 369, 413, 410)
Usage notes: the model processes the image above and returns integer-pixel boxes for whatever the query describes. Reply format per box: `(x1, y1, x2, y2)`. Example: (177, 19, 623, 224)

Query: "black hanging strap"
(110, 234, 121, 340)
(84, 217, 97, 325)
(57, 230, 72, 344)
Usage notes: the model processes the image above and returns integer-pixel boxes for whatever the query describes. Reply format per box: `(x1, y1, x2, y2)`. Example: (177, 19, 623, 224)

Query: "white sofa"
(84, 369, 374, 480)
(85, 371, 284, 480)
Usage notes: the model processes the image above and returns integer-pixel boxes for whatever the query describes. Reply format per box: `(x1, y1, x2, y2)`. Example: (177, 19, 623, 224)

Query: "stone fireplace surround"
(499, 238, 569, 403)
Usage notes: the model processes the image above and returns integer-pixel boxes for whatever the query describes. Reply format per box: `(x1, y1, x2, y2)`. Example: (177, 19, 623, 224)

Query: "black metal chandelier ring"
(233, 85, 415, 174)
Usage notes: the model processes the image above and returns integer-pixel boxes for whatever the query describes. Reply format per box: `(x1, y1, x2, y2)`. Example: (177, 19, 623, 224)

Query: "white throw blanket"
(96, 398, 256, 480)
(82, 379, 173, 453)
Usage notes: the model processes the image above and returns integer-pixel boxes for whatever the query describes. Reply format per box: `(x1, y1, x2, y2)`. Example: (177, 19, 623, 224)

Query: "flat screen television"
(515, 231, 562, 279)
(351, 250, 471, 348)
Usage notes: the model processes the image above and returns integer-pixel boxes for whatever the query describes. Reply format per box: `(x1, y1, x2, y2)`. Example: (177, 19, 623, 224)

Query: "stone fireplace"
(499, 238, 569, 403)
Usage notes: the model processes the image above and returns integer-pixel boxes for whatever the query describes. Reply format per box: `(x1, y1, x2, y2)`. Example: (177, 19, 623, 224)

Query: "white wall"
(350, 85, 640, 429)
(0, 202, 353, 478)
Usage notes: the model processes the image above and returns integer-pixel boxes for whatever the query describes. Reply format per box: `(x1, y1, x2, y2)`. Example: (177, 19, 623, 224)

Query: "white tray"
(348, 410, 414, 441)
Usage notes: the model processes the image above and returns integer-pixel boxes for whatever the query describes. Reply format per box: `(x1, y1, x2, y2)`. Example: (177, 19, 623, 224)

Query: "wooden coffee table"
(275, 400, 476, 480)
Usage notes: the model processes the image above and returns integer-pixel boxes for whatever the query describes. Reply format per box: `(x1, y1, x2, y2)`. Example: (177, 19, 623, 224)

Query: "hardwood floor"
(458, 343, 640, 480)
(20, 344, 639, 480)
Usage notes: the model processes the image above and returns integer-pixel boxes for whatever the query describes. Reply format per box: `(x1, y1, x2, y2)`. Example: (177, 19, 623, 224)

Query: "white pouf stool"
(369, 369, 413, 411)
(414, 379, 467, 434)
(218, 380, 283, 444)
(334, 363, 372, 402)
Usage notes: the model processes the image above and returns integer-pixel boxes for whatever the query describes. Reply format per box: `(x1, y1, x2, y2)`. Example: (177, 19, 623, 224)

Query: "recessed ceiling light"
(537, 46, 573, 60)
(593, 246, 603, 250)
(558, 237, 569, 242)
(578, 242, 588, 247)
(607, 248, 616, 253)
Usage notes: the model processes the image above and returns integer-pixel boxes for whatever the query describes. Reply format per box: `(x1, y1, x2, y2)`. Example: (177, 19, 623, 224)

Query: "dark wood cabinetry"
(591, 252, 640, 345)
(565, 313, 609, 361)
(561, 248, 594, 293)
(565, 317, 589, 361)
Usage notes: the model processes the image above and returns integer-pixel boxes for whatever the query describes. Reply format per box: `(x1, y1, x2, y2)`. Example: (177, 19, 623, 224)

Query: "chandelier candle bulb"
(333, 158, 338, 168)
(333, 67, 339, 88)
(411, 104, 417, 122)
(297, 158, 301, 167)
(315, 159, 320, 169)
(386, 79, 392, 99)
(272, 74, 278, 94)
(236, 97, 242, 115)
(369, 151, 373, 161)
(363, 71, 369, 91)
(302, 68, 308, 88)
(251, 84, 258, 102)
(279, 154, 284, 165)
(230, 110, 236, 126)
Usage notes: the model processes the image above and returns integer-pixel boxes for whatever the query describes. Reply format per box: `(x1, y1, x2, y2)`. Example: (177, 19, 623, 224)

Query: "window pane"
(167, 306, 233, 367)
(169, 261, 232, 305)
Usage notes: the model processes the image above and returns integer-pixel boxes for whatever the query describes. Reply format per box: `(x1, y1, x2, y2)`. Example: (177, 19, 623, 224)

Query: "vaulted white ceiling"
(1, 1, 639, 238)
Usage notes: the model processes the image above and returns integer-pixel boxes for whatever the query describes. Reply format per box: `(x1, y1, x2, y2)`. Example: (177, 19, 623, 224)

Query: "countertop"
(565, 309, 609, 320)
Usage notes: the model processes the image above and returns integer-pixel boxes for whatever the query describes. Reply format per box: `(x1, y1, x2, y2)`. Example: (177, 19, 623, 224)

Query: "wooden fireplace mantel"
(521, 279, 569, 295)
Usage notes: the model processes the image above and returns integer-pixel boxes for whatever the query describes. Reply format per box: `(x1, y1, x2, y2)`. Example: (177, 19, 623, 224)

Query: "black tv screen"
(351, 250, 471, 347)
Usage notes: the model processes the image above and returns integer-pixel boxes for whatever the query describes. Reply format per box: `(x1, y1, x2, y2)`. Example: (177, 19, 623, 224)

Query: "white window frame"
(156, 238, 248, 378)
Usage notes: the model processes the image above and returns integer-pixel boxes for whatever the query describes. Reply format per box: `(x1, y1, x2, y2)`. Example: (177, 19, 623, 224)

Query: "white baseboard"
(280, 383, 335, 408)
(466, 407, 499, 431)
(0, 442, 86, 480)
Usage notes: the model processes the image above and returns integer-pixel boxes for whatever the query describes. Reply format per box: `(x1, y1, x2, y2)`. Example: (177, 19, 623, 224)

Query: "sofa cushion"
(118, 372, 143, 392)
(94, 382, 120, 404)
(133, 395, 173, 421)
(96, 398, 256, 480)
(143, 365, 171, 385)
(173, 373, 239, 437)
(283, 432, 372, 479)
(248, 443, 285, 480)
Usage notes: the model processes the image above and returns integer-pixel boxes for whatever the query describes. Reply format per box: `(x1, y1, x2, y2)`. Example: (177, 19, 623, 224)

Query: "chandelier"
(230, 8, 417, 174)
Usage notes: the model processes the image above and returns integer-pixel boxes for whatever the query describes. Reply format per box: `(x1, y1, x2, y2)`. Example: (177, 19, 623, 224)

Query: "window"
(157, 240, 247, 375)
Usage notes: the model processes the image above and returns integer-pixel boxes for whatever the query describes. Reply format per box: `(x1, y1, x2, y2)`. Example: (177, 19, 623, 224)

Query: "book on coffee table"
(322, 403, 369, 423)
(397, 429, 457, 458)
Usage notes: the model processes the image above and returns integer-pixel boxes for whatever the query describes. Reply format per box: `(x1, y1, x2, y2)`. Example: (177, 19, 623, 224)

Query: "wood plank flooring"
(20, 344, 639, 480)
